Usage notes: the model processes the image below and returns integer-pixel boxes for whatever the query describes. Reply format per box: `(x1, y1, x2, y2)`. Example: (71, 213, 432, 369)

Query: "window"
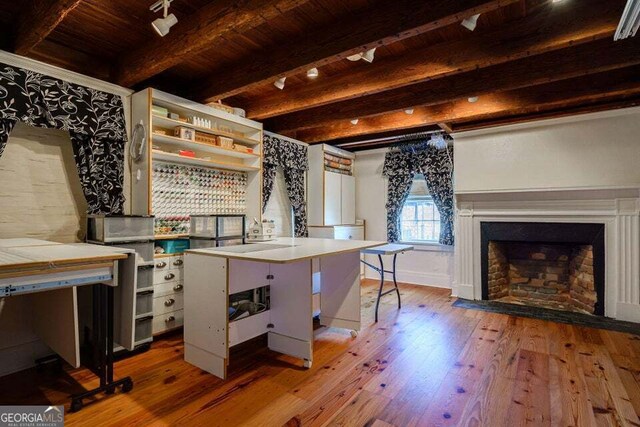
(400, 175, 441, 243)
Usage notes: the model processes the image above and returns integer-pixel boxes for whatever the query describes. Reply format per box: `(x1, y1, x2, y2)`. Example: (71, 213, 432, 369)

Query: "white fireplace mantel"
(453, 190, 640, 323)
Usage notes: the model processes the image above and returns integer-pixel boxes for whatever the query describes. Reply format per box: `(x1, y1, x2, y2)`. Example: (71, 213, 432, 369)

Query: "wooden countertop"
(186, 237, 386, 264)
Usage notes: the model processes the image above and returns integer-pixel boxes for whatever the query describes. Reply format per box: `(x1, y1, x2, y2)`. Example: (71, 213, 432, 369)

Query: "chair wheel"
(350, 330, 358, 338)
(70, 399, 83, 413)
(122, 379, 134, 393)
(303, 359, 312, 369)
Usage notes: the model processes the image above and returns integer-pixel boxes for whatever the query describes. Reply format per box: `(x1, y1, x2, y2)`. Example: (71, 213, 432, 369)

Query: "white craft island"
(183, 237, 384, 379)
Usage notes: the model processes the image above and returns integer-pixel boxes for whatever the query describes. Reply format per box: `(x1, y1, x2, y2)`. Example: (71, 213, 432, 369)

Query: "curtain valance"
(262, 134, 309, 237)
(0, 62, 127, 214)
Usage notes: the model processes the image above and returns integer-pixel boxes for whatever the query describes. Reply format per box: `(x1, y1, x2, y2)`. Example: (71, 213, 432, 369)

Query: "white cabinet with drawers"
(152, 254, 185, 335)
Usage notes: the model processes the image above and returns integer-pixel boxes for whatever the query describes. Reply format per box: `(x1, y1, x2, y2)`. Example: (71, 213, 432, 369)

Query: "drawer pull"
(164, 273, 175, 280)
(266, 274, 274, 280)
(164, 298, 175, 307)
(156, 261, 167, 268)
(173, 284, 183, 291)
(138, 290, 154, 296)
(165, 316, 176, 323)
(173, 259, 184, 266)
(137, 315, 153, 323)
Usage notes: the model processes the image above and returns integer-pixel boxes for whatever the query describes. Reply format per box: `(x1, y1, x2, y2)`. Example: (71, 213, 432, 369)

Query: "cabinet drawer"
(154, 280, 184, 297)
(154, 267, 183, 285)
(153, 309, 184, 335)
(154, 255, 184, 271)
(153, 292, 184, 315)
(334, 226, 364, 240)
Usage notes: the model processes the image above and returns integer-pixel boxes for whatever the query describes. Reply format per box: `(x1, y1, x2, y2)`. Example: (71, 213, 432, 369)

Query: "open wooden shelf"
(152, 150, 260, 172)
(153, 115, 261, 147)
(154, 234, 189, 240)
(151, 133, 259, 159)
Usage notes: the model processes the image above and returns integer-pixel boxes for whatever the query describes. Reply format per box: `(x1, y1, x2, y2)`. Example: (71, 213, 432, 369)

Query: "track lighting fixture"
(150, 0, 178, 37)
(274, 77, 286, 90)
(350, 119, 359, 125)
(347, 47, 377, 63)
(461, 13, 481, 31)
(307, 68, 319, 78)
(468, 96, 479, 103)
(404, 108, 414, 115)
(614, 0, 640, 40)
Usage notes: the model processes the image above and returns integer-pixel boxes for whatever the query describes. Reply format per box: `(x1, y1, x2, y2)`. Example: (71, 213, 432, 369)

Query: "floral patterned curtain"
(383, 141, 454, 245)
(0, 63, 127, 214)
(263, 134, 309, 237)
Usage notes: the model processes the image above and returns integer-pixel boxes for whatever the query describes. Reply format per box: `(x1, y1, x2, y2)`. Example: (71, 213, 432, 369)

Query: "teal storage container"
(156, 239, 190, 254)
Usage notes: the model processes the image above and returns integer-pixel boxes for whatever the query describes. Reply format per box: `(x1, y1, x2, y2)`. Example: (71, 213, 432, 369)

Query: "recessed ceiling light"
(274, 77, 286, 90)
(461, 13, 481, 31)
(468, 96, 479, 103)
(307, 68, 319, 78)
(350, 119, 359, 125)
(150, 0, 178, 37)
(404, 108, 414, 115)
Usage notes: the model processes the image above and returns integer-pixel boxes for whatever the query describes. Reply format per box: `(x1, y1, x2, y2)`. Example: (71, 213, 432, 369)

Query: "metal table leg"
(366, 253, 403, 323)
(69, 284, 133, 412)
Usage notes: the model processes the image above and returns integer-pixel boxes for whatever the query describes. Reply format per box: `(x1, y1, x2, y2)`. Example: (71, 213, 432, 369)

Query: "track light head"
(468, 96, 479, 103)
(274, 77, 286, 90)
(150, 0, 177, 36)
(347, 53, 363, 61)
(404, 108, 414, 115)
(361, 48, 376, 63)
(152, 13, 178, 36)
(461, 13, 481, 31)
(307, 68, 319, 78)
(350, 119, 359, 125)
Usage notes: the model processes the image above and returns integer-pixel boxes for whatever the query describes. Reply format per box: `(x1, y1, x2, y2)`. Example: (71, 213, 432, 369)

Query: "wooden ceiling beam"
(293, 66, 640, 143)
(267, 37, 640, 133)
(245, 0, 622, 120)
(190, 0, 520, 102)
(113, 0, 309, 88)
(13, 0, 83, 55)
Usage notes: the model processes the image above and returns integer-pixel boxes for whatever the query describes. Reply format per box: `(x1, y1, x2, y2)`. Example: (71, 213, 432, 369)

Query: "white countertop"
(186, 237, 386, 263)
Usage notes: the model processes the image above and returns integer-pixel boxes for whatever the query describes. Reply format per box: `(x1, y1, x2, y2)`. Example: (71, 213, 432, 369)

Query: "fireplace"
(481, 222, 605, 315)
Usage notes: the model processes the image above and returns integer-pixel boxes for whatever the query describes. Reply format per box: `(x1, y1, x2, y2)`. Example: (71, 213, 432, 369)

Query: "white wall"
(454, 108, 640, 194)
(263, 169, 293, 237)
(355, 149, 454, 288)
(0, 51, 132, 377)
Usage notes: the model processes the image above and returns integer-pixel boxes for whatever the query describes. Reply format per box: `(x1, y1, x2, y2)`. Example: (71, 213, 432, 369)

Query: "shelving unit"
(130, 88, 263, 233)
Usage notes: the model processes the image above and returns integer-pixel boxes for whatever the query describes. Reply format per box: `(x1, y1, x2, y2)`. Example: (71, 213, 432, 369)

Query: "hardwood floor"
(1, 280, 639, 426)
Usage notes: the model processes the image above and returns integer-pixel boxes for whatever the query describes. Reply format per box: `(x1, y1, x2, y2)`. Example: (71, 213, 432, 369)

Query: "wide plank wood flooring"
(0, 280, 639, 426)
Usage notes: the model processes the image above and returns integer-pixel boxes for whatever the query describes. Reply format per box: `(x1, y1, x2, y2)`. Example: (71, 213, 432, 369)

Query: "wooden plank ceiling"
(0, 0, 637, 146)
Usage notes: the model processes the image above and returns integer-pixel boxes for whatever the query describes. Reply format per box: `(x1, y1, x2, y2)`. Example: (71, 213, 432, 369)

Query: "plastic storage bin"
(87, 215, 154, 243)
(135, 315, 153, 343)
(189, 238, 217, 250)
(114, 242, 155, 263)
(190, 215, 245, 238)
(136, 290, 154, 316)
(137, 265, 154, 289)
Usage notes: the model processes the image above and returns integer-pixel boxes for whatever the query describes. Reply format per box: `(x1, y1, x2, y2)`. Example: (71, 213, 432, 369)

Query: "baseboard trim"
(616, 302, 640, 323)
(365, 270, 452, 289)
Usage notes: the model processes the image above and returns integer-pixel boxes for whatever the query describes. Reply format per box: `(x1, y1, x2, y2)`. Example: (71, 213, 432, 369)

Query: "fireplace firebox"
(480, 222, 605, 315)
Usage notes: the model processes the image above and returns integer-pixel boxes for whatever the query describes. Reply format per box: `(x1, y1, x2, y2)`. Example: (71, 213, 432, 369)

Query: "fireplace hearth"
(481, 222, 605, 316)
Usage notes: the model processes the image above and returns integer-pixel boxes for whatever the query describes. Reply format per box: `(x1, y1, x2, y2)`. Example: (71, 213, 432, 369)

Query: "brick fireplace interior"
(488, 242, 596, 314)
(481, 222, 605, 316)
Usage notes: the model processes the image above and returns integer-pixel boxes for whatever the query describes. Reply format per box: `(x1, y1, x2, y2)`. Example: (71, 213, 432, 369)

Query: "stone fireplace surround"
(481, 222, 605, 315)
(453, 189, 640, 323)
